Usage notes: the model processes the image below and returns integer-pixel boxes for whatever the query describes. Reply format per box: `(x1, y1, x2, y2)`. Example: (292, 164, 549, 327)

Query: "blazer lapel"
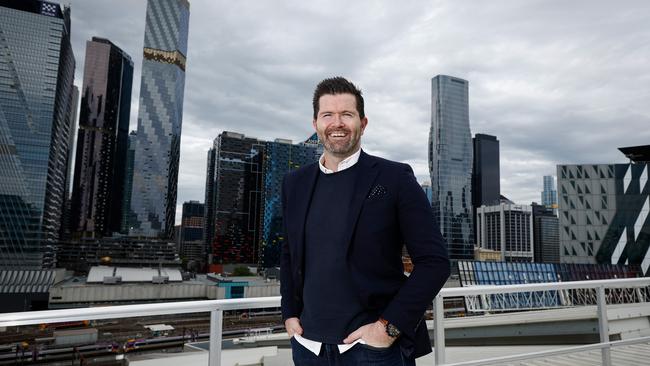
(293, 163, 319, 270)
(343, 150, 379, 254)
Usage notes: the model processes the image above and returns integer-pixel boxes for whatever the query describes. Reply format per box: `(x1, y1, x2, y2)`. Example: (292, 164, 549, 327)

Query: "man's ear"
(360, 117, 368, 134)
(312, 119, 317, 131)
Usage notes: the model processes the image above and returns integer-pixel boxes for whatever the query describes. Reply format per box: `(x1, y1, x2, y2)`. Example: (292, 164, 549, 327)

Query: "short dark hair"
(312, 77, 365, 119)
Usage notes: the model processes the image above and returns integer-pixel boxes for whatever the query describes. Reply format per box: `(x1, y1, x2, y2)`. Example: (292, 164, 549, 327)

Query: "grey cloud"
(66, 1, 650, 224)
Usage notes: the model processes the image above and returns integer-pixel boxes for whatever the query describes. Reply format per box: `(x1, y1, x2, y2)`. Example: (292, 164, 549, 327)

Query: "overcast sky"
(67, 0, 650, 224)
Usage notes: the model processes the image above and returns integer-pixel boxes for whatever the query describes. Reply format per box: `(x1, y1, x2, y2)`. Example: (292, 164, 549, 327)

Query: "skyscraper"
(0, 0, 76, 269)
(180, 200, 204, 271)
(557, 145, 649, 275)
(70, 37, 133, 238)
(532, 203, 560, 263)
(205, 132, 265, 268)
(121, 131, 137, 234)
(542, 175, 558, 210)
(130, 0, 190, 238)
(259, 137, 320, 268)
(429, 75, 474, 260)
(472, 134, 500, 207)
(472, 133, 500, 244)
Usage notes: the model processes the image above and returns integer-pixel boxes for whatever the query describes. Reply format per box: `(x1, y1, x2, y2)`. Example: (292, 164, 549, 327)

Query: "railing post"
(209, 309, 223, 366)
(433, 294, 445, 365)
(596, 286, 611, 366)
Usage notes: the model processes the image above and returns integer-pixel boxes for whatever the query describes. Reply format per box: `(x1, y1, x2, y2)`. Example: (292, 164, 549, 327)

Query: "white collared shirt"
(318, 148, 361, 174)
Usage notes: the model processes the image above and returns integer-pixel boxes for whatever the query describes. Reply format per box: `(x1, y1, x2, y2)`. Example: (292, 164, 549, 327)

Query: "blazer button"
(297, 269, 303, 276)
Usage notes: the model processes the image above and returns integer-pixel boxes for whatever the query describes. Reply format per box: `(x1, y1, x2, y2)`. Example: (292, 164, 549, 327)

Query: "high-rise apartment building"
(70, 37, 133, 238)
(429, 75, 474, 260)
(130, 0, 190, 238)
(204, 132, 265, 267)
(259, 137, 319, 268)
(532, 203, 560, 263)
(0, 0, 76, 269)
(476, 203, 534, 262)
(557, 145, 649, 275)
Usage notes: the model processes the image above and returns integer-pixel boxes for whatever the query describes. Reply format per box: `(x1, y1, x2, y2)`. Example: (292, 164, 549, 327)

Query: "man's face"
(313, 93, 368, 158)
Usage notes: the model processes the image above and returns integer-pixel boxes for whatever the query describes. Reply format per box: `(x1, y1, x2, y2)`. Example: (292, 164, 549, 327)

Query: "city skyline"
(64, 1, 650, 224)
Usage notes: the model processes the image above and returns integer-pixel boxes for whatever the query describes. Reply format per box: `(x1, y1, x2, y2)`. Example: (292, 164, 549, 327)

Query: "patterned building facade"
(429, 75, 474, 260)
(70, 37, 133, 238)
(259, 137, 319, 268)
(130, 0, 190, 238)
(0, 0, 76, 268)
(205, 132, 265, 266)
(557, 152, 650, 275)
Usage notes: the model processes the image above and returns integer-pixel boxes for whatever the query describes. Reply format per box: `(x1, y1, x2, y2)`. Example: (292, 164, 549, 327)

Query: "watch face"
(386, 323, 401, 338)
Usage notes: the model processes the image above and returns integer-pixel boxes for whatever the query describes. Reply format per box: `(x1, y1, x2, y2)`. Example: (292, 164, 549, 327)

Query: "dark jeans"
(290, 337, 416, 366)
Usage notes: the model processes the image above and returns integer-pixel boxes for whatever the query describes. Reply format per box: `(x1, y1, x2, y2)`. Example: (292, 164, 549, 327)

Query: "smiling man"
(281, 77, 450, 365)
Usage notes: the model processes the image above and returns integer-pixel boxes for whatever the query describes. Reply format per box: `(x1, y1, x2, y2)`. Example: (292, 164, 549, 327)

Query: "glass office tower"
(130, 0, 190, 238)
(70, 37, 133, 238)
(259, 138, 319, 268)
(429, 75, 474, 260)
(542, 175, 558, 210)
(0, 0, 76, 269)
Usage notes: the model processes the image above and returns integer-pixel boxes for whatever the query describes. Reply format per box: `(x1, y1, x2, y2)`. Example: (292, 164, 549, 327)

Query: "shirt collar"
(318, 148, 361, 174)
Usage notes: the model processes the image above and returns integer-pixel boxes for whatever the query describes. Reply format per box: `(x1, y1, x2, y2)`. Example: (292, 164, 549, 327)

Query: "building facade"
(258, 138, 319, 268)
(70, 37, 133, 238)
(557, 147, 649, 275)
(429, 75, 474, 260)
(476, 203, 534, 262)
(542, 175, 558, 213)
(532, 203, 560, 263)
(0, 0, 76, 268)
(204, 132, 265, 267)
(472, 134, 500, 208)
(472, 133, 500, 244)
(180, 200, 205, 270)
(130, 0, 190, 238)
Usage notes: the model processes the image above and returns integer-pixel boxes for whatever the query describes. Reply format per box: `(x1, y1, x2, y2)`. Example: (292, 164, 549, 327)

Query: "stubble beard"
(320, 130, 360, 158)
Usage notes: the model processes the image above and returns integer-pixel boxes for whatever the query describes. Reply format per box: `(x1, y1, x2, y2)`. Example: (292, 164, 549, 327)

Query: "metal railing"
(0, 277, 649, 366)
(432, 277, 650, 365)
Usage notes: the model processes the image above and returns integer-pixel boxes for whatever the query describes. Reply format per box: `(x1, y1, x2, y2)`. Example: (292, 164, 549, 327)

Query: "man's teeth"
(331, 133, 346, 137)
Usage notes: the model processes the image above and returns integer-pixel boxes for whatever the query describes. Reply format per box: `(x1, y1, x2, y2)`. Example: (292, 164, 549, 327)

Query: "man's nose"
(332, 114, 345, 126)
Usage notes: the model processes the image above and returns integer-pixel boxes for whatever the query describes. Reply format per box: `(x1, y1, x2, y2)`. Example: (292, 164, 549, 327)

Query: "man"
(281, 77, 449, 365)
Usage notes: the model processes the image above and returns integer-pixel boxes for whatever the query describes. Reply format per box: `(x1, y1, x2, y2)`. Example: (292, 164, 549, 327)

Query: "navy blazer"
(280, 150, 450, 359)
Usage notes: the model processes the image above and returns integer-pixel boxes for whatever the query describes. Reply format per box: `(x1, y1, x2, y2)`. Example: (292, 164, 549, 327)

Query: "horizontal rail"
(0, 296, 281, 327)
(1, 278, 648, 327)
(440, 277, 650, 297)
(442, 335, 650, 366)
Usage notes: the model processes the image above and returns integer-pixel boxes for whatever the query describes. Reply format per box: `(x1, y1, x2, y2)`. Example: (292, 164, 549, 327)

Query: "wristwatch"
(379, 317, 401, 338)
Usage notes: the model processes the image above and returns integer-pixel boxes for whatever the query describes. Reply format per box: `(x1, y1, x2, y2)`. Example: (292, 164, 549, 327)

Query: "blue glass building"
(542, 175, 558, 209)
(429, 75, 474, 260)
(259, 137, 320, 268)
(0, 0, 76, 269)
(130, 0, 190, 238)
